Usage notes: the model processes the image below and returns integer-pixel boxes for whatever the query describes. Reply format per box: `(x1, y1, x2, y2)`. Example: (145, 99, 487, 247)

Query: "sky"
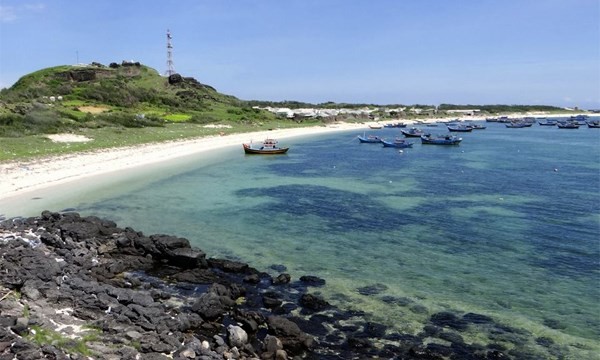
(0, 0, 599, 109)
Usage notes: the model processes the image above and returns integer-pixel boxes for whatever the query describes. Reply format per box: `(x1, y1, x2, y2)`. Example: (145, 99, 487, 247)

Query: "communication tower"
(165, 29, 176, 76)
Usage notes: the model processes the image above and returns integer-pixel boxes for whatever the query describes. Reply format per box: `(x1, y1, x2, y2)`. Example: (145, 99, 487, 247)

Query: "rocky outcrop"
(0, 211, 514, 359)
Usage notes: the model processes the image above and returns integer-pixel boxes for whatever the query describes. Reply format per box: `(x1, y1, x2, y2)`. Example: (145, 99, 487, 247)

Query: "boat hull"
(556, 123, 579, 129)
(243, 144, 289, 154)
(381, 140, 413, 148)
(447, 125, 473, 132)
(401, 129, 425, 137)
(420, 135, 462, 145)
(358, 136, 382, 143)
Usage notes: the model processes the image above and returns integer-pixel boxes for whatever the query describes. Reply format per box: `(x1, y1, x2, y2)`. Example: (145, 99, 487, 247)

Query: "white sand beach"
(0, 112, 590, 216)
(0, 123, 366, 204)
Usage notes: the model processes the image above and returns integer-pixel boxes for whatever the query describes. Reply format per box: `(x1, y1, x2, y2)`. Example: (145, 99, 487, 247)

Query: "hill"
(0, 61, 278, 137)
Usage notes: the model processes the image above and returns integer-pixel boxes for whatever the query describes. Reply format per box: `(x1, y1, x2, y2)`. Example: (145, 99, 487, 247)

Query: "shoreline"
(0, 112, 593, 210)
(0, 123, 366, 204)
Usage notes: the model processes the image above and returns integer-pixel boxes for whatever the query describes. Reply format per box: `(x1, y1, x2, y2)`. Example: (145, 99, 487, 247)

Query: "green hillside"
(0, 62, 316, 160)
(0, 61, 282, 138)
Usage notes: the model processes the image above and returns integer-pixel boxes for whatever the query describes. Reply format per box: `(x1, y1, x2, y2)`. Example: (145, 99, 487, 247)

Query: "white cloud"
(24, 3, 46, 12)
(0, 6, 18, 22)
(0, 3, 45, 23)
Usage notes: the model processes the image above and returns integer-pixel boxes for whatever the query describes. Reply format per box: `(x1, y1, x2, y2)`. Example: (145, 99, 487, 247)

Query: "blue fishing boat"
(587, 120, 600, 128)
(401, 127, 426, 137)
(420, 134, 462, 145)
(505, 122, 531, 128)
(447, 124, 473, 132)
(384, 122, 407, 128)
(538, 120, 558, 126)
(381, 138, 414, 148)
(557, 122, 579, 129)
(358, 134, 383, 143)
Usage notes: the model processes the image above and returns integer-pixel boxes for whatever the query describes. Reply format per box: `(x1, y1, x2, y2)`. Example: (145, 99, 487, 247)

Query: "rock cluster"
(0, 211, 521, 359)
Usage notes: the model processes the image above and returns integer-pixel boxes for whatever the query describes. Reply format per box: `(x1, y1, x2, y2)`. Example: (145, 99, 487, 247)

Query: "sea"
(6, 119, 600, 359)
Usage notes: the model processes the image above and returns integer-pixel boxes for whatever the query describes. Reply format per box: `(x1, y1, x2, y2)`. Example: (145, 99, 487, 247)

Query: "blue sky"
(1, 0, 599, 108)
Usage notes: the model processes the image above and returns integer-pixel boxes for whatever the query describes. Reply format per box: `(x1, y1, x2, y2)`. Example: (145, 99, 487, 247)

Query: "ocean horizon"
(7, 119, 600, 359)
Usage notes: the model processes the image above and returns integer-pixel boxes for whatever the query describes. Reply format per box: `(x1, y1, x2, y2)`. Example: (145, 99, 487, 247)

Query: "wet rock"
(536, 336, 555, 347)
(463, 312, 494, 324)
(299, 293, 329, 312)
(168, 248, 208, 269)
(299, 275, 325, 286)
(347, 336, 372, 349)
(363, 321, 387, 338)
(209, 258, 249, 273)
(270, 264, 287, 272)
(267, 316, 314, 355)
(430, 311, 469, 331)
(272, 273, 291, 285)
(357, 283, 388, 296)
(0, 211, 524, 359)
(191, 291, 230, 320)
(263, 292, 283, 309)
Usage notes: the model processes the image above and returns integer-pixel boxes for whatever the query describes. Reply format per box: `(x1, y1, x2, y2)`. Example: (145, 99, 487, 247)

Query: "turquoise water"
(23, 121, 600, 357)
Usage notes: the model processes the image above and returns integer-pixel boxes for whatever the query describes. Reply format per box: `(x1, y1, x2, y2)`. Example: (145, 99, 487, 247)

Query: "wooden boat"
(358, 134, 383, 143)
(538, 120, 558, 126)
(505, 122, 531, 128)
(587, 120, 600, 128)
(243, 139, 289, 154)
(369, 124, 383, 129)
(384, 122, 407, 128)
(401, 127, 426, 137)
(420, 134, 462, 145)
(447, 124, 473, 132)
(469, 124, 486, 130)
(570, 115, 589, 121)
(381, 138, 414, 148)
(421, 134, 462, 145)
(556, 122, 579, 129)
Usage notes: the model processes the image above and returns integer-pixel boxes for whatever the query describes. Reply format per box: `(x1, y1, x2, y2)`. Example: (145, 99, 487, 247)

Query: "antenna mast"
(165, 29, 176, 76)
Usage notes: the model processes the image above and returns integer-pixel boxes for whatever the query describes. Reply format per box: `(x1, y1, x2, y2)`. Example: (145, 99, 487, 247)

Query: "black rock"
(430, 311, 469, 331)
(299, 275, 326, 286)
(357, 283, 388, 296)
(299, 293, 330, 312)
(272, 273, 291, 285)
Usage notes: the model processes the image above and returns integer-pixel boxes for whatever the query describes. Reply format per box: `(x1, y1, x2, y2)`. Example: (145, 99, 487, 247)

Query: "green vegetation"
(437, 103, 565, 113)
(26, 325, 100, 356)
(0, 62, 293, 160)
(0, 61, 580, 162)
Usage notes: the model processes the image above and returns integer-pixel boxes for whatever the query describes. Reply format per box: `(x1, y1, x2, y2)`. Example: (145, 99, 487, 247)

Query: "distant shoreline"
(0, 112, 594, 216)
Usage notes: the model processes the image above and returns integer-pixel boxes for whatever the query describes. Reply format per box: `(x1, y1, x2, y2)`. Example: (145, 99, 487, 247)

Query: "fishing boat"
(556, 122, 579, 129)
(587, 120, 600, 128)
(469, 124, 487, 130)
(401, 127, 426, 137)
(358, 134, 383, 143)
(538, 120, 558, 126)
(447, 124, 473, 132)
(505, 122, 531, 128)
(384, 122, 407, 128)
(381, 138, 414, 148)
(369, 124, 383, 129)
(243, 139, 289, 154)
(420, 134, 462, 145)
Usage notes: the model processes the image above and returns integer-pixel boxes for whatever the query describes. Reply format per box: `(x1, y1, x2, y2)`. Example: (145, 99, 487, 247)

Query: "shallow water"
(11, 120, 600, 358)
